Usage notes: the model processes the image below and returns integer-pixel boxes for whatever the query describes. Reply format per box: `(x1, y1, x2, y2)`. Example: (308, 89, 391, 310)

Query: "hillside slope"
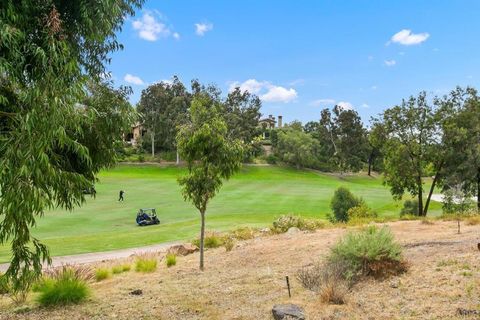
(1, 220, 479, 319)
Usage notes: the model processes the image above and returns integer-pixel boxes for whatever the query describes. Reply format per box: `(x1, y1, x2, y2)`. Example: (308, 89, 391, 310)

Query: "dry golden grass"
(1, 221, 479, 319)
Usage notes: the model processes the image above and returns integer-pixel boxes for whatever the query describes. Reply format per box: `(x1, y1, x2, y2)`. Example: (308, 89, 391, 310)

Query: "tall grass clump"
(95, 268, 110, 281)
(329, 187, 362, 222)
(36, 267, 90, 306)
(192, 232, 224, 249)
(165, 253, 177, 267)
(328, 226, 407, 280)
(135, 255, 158, 273)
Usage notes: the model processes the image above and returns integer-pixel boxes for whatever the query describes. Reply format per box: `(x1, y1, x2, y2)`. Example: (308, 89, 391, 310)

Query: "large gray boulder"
(272, 304, 305, 320)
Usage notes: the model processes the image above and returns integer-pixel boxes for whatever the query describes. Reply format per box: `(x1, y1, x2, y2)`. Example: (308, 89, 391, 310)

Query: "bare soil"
(1, 220, 479, 319)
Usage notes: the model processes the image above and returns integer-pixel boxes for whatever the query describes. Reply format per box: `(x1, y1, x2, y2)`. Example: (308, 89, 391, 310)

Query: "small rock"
(390, 280, 399, 288)
(286, 227, 301, 235)
(457, 308, 480, 316)
(260, 228, 271, 233)
(272, 304, 305, 320)
(129, 289, 143, 295)
(167, 244, 199, 256)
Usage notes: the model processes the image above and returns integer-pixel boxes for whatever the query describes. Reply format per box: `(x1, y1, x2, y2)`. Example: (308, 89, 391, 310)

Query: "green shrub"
(328, 226, 406, 281)
(32, 277, 55, 293)
(330, 187, 362, 222)
(271, 214, 326, 233)
(121, 264, 131, 272)
(135, 255, 158, 273)
(192, 233, 224, 249)
(165, 253, 177, 267)
(266, 154, 277, 164)
(37, 268, 90, 306)
(138, 154, 145, 162)
(347, 203, 377, 221)
(0, 274, 10, 294)
(95, 268, 110, 281)
(400, 199, 419, 216)
(111, 265, 123, 274)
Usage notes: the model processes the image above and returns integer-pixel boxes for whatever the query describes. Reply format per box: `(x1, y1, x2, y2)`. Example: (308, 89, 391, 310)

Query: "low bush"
(230, 227, 256, 240)
(330, 187, 363, 222)
(111, 266, 123, 275)
(95, 268, 110, 281)
(192, 233, 224, 249)
(400, 199, 419, 216)
(465, 215, 480, 225)
(165, 253, 176, 267)
(265, 154, 278, 164)
(297, 260, 349, 305)
(32, 277, 55, 293)
(135, 255, 158, 273)
(347, 203, 377, 221)
(328, 226, 406, 280)
(121, 264, 131, 272)
(36, 267, 90, 306)
(271, 214, 326, 234)
(223, 236, 235, 252)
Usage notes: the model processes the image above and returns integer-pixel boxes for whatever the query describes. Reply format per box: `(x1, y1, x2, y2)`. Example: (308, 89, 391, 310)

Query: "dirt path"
(0, 241, 181, 273)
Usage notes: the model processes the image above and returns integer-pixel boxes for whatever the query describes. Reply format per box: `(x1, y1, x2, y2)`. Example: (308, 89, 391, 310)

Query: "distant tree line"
(136, 76, 262, 161)
(270, 87, 480, 216)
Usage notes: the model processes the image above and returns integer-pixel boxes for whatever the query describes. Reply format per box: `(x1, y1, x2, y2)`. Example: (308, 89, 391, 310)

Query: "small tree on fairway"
(177, 95, 243, 270)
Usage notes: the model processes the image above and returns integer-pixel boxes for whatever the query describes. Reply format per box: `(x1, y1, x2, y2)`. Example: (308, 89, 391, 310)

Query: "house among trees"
(259, 115, 283, 155)
(124, 122, 146, 146)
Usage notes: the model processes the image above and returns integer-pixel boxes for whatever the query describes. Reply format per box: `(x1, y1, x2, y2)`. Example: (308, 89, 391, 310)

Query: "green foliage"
(111, 266, 123, 275)
(400, 199, 419, 216)
(347, 203, 377, 220)
(328, 226, 405, 280)
(36, 268, 90, 307)
(275, 129, 318, 169)
(165, 253, 177, 267)
(271, 214, 326, 234)
(122, 264, 132, 272)
(0, 0, 142, 293)
(330, 187, 363, 222)
(192, 233, 224, 249)
(95, 268, 110, 282)
(265, 154, 278, 164)
(0, 274, 10, 294)
(135, 256, 158, 273)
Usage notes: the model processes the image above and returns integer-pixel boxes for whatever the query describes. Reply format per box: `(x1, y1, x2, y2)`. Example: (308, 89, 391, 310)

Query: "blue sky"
(108, 0, 480, 124)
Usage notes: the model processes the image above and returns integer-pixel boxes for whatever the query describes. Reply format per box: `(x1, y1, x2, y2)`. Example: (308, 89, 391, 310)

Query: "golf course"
(0, 164, 442, 263)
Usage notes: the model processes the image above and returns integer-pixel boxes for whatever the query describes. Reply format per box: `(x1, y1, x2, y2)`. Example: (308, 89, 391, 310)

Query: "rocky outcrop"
(272, 304, 305, 320)
(167, 244, 199, 256)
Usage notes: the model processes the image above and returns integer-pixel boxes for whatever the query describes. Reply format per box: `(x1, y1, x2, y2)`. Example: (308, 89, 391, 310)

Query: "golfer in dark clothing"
(118, 190, 125, 202)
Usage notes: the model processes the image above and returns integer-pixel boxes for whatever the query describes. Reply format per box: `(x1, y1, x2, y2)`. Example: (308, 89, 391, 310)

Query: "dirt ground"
(1, 220, 479, 320)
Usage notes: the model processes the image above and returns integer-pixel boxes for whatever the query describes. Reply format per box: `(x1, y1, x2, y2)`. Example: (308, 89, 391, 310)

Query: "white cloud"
(389, 29, 429, 46)
(132, 11, 173, 41)
(229, 79, 297, 103)
(361, 103, 370, 108)
(371, 85, 378, 90)
(289, 79, 305, 86)
(124, 74, 145, 85)
(384, 59, 396, 67)
(195, 23, 213, 36)
(337, 101, 354, 111)
(309, 99, 336, 107)
(173, 32, 180, 40)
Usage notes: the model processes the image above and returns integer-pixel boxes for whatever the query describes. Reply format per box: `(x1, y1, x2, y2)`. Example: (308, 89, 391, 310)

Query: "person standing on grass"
(118, 190, 125, 202)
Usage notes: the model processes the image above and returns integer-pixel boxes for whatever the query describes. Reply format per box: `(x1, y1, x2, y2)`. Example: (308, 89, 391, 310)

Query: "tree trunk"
(367, 153, 374, 176)
(199, 210, 205, 271)
(176, 150, 180, 165)
(151, 130, 155, 158)
(477, 166, 480, 213)
(424, 162, 443, 216)
(417, 176, 424, 216)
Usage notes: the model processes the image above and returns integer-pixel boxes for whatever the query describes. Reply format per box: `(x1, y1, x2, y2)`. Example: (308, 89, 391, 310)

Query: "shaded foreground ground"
(2, 220, 479, 319)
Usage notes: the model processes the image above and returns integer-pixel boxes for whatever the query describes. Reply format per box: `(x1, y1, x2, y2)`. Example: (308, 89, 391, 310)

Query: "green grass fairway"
(0, 164, 442, 262)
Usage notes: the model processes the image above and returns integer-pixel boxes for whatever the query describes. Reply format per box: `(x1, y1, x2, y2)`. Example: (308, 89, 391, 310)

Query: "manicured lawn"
(0, 164, 442, 262)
